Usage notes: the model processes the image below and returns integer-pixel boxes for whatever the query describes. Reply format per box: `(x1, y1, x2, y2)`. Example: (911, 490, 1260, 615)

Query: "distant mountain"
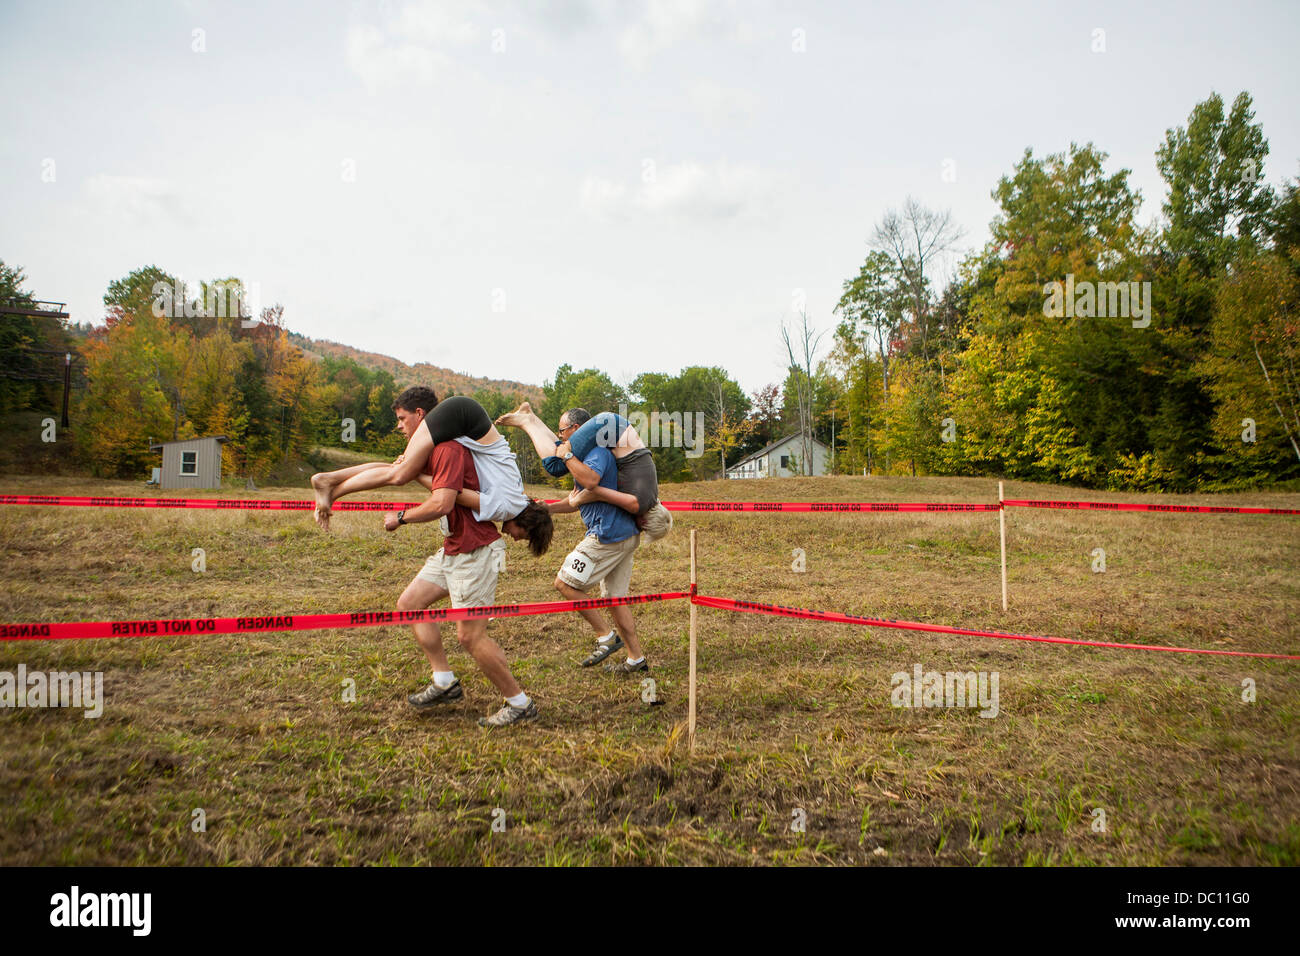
(288, 332, 545, 403)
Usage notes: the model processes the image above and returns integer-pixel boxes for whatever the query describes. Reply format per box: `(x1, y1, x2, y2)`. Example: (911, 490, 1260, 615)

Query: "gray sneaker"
(477, 699, 539, 727)
(408, 679, 463, 710)
(581, 634, 624, 667)
(604, 657, 649, 676)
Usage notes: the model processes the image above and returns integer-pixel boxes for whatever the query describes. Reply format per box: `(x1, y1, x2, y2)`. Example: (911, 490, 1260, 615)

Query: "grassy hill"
(288, 332, 544, 402)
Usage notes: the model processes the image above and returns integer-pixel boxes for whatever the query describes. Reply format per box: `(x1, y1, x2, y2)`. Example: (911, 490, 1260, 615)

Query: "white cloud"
(688, 80, 759, 122)
(618, 0, 716, 68)
(580, 161, 773, 221)
(395, 1, 482, 46)
(579, 175, 629, 221)
(346, 22, 445, 93)
(345, 0, 492, 93)
(82, 175, 188, 226)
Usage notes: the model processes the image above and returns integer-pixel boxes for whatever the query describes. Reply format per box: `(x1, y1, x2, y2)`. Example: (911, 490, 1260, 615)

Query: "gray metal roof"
(148, 436, 229, 452)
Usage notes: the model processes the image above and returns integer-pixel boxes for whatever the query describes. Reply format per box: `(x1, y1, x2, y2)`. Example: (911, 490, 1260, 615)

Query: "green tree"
(1156, 91, 1275, 272)
(77, 308, 185, 477)
(540, 364, 626, 425)
(1200, 247, 1300, 482)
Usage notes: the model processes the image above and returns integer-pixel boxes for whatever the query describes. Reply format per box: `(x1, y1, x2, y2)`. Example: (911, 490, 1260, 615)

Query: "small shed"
(148, 436, 228, 490)
(726, 432, 830, 479)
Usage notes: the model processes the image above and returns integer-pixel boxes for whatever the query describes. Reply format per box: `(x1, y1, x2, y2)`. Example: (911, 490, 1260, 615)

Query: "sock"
(506, 691, 530, 708)
(626, 656, 645, 666)
(433, 671, 456, 688)
(597, 631, 617, 645)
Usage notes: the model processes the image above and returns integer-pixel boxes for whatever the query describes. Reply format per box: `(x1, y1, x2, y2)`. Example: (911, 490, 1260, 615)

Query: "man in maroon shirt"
(384, 438, 537, 727)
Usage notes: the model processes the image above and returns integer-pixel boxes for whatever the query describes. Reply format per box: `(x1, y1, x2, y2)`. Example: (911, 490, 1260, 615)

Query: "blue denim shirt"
(543, 412, 628, 478)
(577, 445, 638, 544)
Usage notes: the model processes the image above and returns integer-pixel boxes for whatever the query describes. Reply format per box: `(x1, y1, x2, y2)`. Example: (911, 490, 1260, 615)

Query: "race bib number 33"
(563, 548, 594, 585)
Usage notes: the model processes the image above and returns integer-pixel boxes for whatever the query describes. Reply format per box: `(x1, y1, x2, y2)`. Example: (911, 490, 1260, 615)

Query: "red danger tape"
(0, 495, 423, 511)
(2, 495, 1296, 516)
(659, 501, 1002, 513)
(1003, 498, 1300, 516)
(0, 591, 688, 642)
(691, 593, 1300, 661)
(0, 495, 1000, 513)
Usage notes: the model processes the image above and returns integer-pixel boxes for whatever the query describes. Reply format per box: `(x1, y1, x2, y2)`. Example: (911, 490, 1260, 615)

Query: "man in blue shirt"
(546, 408, 648, 674)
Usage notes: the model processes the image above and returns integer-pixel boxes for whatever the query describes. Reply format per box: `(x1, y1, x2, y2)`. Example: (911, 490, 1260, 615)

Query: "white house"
(726, 433, 830, 479)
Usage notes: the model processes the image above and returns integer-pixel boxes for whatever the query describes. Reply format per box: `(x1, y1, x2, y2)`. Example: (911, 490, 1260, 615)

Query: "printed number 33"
(570, 558, 587, 572)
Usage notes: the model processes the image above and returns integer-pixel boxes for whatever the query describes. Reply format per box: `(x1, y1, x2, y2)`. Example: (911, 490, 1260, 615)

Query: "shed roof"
(149, 436, 229, 452)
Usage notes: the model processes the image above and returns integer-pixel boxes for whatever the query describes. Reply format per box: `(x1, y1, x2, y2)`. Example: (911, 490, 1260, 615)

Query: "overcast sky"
(2, 0, 1298, 395)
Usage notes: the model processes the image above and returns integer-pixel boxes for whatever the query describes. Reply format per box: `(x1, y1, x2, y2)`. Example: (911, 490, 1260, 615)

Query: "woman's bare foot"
(494, 401, 534, 428)
(310, 473, 333, 531)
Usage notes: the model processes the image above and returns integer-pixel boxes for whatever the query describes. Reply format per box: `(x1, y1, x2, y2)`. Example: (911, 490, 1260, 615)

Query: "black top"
(424, 395, 493, 445)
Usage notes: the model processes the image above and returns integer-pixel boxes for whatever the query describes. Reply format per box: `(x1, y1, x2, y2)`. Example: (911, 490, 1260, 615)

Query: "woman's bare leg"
(310, 426, 435, 529)
(495, 402, 561, 460)
(311, 461, 394, 529)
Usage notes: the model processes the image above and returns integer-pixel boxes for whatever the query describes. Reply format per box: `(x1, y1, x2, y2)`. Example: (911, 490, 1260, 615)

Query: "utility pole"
(61, 352, 71, 428)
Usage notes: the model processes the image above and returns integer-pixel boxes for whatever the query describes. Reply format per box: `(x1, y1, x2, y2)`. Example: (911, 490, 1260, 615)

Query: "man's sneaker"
(477, 700, 539, 727)
(580, 634, 624, 667)
(408, 679, 463, 710)
(604, 657, 649, 676)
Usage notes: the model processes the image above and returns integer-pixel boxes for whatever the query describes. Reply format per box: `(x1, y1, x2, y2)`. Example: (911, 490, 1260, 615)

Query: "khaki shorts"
(557, 533, 639, 597)
(640, 501, 673, 542)
(416, 537, 506, 608)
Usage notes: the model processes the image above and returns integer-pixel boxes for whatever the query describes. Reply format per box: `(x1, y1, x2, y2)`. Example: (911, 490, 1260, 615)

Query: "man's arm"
(570, 484, 639, 514)
(383, 486, 456, 531)
(546, 495, 579, 515)
(555, 441, 603, 490)
(455, 488, 480, 510)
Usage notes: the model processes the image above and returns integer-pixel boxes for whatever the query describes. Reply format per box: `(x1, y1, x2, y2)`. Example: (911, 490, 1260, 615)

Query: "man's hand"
(393, 453, 406, 466)
(383, 511, 403, 532)
(569, 487, 596, 507)
(556, 441, 572, 458)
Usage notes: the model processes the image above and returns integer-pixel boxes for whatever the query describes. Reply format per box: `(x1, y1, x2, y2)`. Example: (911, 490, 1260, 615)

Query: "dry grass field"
(0, 473, 1297, 865)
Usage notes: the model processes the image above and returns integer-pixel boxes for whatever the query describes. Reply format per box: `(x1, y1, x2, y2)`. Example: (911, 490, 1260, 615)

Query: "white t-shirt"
(454, 437, 530, 523)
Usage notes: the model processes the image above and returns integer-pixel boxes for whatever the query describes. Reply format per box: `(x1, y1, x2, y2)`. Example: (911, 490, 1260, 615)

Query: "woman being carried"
(311, 389, 553, 555)
(494, 402, 672, 542)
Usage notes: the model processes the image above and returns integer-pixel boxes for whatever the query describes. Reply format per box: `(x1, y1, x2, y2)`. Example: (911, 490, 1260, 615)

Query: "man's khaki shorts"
(557, 533, 639, 597)
(417, 537, 506, 607)
(640, 501, 672, 542)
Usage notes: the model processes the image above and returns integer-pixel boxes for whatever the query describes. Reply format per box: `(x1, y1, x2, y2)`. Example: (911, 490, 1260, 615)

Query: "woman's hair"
(513, 499, 555, 556)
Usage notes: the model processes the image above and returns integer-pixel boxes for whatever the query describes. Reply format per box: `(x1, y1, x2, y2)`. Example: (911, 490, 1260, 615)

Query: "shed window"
(180, 451, 198, 475)
(780, 455, 789, 469)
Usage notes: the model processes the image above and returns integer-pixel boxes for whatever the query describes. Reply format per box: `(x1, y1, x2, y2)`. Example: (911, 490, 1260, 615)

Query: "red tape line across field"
(690, 593, 1300, 660)
(0, 494, 1296, 515)
(4, 589, 1296, 660)
(691, 595, 1300, 660)
(1003, 498, 1300, 516)
(0, 592, 688, 642)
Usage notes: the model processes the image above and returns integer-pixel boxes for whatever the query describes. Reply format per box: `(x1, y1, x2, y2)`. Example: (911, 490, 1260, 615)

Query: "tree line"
(819, 90, 1299, 491)
(2, 90, 1296, 491)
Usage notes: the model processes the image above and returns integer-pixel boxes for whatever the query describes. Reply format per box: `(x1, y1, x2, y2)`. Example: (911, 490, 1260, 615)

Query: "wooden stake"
(998, 481, 1008, 612)
(688, 529, 698, 753)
